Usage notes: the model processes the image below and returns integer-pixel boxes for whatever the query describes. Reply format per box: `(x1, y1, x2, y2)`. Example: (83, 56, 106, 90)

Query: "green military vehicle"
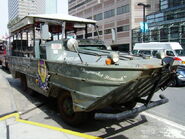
(7, 14, 178, 125)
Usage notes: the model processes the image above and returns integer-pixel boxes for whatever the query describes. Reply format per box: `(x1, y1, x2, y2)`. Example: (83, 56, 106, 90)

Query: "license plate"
(182, 61, 185, 64)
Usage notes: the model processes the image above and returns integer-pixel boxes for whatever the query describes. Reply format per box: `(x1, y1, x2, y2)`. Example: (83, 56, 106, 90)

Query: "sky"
(0, 0, 8, 39)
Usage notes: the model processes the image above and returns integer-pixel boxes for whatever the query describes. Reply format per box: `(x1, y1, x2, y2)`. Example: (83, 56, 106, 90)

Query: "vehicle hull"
(8, 56, 176, 112)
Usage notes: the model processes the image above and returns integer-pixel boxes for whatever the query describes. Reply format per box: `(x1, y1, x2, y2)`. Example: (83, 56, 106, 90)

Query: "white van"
(133, 42, 185, 66)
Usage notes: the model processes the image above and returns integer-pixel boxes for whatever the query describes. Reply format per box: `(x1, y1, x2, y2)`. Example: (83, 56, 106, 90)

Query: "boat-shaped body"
(9, 39, 177, 111)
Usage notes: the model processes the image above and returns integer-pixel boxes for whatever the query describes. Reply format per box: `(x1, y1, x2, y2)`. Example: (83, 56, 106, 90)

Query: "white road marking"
(142, 112, 185, 131)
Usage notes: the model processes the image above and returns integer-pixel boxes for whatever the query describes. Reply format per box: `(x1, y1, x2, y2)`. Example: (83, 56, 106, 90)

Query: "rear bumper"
(95, 95, 168, 121)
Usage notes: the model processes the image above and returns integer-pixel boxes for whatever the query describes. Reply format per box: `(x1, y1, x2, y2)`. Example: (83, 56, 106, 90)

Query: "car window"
(166, 51, 175, 56)
(132, 50, 138, 55)
(152, 50, 158, 56)
(139, 50, 151, 55)
(175, 49, 185, 56)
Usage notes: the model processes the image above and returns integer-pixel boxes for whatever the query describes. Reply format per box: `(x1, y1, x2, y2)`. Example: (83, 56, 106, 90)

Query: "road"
(0, 67, 185, 139)
(149, 87, 185, 126)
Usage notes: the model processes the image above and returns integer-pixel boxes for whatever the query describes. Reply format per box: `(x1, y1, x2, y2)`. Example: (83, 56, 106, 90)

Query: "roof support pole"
(20, 32, 23, 56)
(33, 18, 35, 57)
(61, 22, 66, 39)
(85, 24, 88, 39)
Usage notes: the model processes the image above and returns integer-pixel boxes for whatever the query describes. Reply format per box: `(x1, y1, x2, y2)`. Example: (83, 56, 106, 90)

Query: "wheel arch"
(48, 85, 72, 98)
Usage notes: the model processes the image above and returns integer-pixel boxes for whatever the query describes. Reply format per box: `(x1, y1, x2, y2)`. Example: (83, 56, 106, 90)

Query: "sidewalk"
(0, 73, 101, 139)
(0, 113, 101, 139)
(0, 73, 17, 117)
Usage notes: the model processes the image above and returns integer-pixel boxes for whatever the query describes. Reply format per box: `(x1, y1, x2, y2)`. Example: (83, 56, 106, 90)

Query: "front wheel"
(123, 100, 137, 110)
(58, 92, 88, 126)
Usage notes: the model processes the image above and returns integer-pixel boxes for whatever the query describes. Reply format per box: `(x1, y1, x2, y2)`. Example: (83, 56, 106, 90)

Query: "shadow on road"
(6, 75, 148, 139)
(0, 66, 10, 74)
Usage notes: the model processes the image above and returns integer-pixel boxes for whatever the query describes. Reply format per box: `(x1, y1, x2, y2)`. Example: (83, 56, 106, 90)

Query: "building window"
(77, 35, 83, 39)
(87, 33, 92, 38)
(87, 16, 92, 19)
(69, 0, 76, 4)
(69, 0, 93, 11)
(117, 4, 129, 15)
(104, 9, 115, 19)
(168, 0, 185, 8)
(94, 13, 103, 21)
(160, 0, 168, 10)
(94, 31, 102, 36)
(104, 29, 112, 34)
(117, 25, 129, 32)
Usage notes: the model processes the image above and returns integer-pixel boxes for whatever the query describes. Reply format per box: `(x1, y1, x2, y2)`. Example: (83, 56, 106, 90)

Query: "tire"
(170, 79, 178, 87)
(123, 100, 138, 118)
(123, 100, 137, 110)
(20, 75, 28, 91)
(58, 92, 88, 126)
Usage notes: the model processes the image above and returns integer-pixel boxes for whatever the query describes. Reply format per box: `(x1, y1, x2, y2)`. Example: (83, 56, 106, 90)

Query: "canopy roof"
(27, 14, 97, 24)
(9, 14, 97, 33)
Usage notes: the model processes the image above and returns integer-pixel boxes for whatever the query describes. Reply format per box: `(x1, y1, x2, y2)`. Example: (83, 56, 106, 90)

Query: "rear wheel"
(20, 75, 28, 91)
(58, 92, 88, 126)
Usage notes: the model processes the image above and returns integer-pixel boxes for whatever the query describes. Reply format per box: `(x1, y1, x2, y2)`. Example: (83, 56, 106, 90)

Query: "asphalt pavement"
(149, 87, 185, 126)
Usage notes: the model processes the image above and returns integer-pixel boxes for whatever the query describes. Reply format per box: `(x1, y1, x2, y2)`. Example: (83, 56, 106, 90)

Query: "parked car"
(133, 42, 185, 66)
(0, 40, 8, 70)
(172, 67, 185, 86)
(133, 42, 185, 86)
(0, 41, 6, 65)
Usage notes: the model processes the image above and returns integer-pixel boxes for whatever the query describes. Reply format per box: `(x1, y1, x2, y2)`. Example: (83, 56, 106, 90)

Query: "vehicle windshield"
(78, 39, 107, 50)
(175, 49, 185, 56)
(79, 45, 107, 50)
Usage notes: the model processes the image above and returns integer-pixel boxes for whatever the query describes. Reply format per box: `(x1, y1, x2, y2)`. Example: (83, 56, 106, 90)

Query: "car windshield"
(175, 49, 185, 56)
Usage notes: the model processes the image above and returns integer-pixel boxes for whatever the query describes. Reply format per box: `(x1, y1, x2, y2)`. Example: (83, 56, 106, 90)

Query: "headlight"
(177, 74, 185, 79)
(108, 52, 119, 64)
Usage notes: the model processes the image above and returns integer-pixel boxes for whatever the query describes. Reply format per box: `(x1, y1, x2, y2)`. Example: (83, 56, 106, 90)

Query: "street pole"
(137, 3, 151, 43)
(143, 6, 145, 42)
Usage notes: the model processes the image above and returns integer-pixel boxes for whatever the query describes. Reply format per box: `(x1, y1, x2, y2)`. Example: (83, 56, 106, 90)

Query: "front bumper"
(95, 95, 168, 121)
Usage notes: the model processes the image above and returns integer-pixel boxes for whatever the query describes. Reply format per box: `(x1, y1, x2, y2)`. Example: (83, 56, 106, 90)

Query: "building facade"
(8, 0, 38, 21)
(69, 0, 159, 52)
(8, 0, 68, 22)
(132, 0, 185, 49)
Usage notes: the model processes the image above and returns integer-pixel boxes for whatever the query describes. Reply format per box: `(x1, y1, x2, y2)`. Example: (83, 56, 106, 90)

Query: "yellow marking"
(0, 113, 20, 121)
(0, 113, 102, 139)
